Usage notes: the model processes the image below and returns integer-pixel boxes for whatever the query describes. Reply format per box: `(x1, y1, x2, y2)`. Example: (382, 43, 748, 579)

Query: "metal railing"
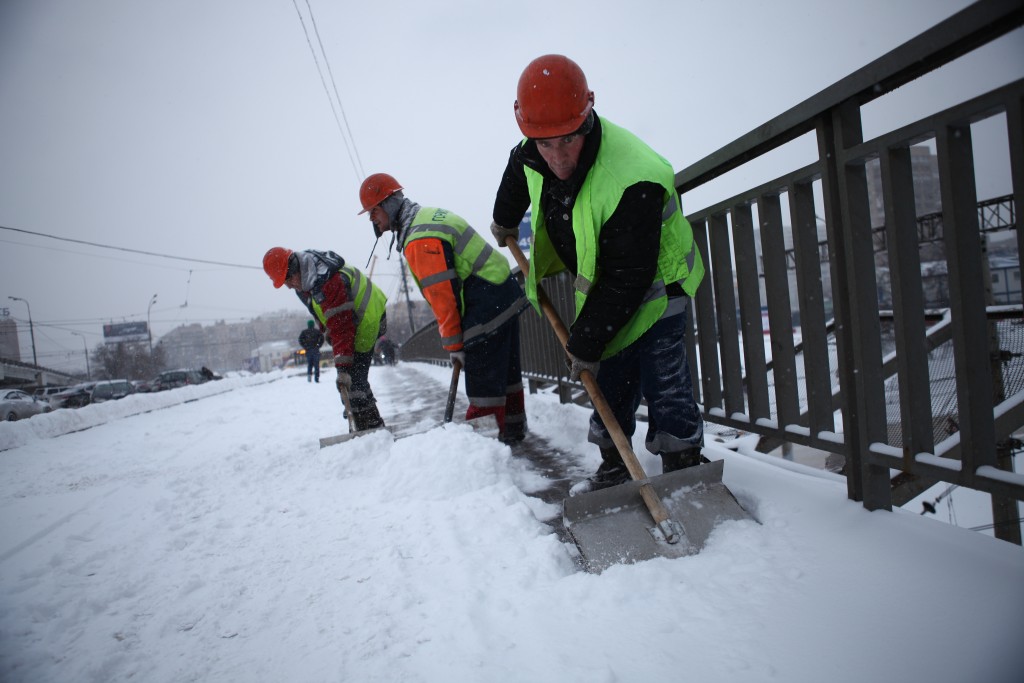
(399, 0, 1024, 540)
(677, 0, 1024, 532)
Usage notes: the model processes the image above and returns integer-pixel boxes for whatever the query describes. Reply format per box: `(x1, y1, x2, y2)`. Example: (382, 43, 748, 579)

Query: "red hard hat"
(514, 54, 595, 139)
(263, 246, 293, 288)
(358, 173, 403, 214)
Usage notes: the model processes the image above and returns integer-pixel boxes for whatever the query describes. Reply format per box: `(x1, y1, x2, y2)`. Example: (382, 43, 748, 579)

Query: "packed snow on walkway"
(1, 364, 1021, 683)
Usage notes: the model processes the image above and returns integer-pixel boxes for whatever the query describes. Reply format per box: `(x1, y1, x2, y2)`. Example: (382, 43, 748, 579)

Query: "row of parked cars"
(1, 369, 221, 421)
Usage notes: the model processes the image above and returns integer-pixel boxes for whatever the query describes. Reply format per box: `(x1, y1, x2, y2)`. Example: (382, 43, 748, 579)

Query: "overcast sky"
(1, 0, 1020, 374)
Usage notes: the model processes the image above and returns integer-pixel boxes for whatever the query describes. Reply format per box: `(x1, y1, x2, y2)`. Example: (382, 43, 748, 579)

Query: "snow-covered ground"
(1, 364, 1021, 683)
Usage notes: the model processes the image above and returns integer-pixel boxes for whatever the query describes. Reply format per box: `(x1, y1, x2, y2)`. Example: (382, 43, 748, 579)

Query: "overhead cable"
(291, 0, 364, 180)
(304, 0, 364, 178)
(0, 224, 258, 269)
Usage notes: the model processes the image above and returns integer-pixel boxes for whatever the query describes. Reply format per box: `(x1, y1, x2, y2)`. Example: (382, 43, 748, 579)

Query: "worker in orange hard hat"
(491, 54, 707, 494)
(263, 247, 389, 433)
(358, 173, 530, 444)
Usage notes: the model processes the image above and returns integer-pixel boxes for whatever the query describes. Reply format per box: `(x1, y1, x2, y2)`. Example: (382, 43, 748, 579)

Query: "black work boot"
(352, 404, 385, 432)
(661, 447, 708, 473)
(499, 423, 526, 444)
(570, 447, 631, 496)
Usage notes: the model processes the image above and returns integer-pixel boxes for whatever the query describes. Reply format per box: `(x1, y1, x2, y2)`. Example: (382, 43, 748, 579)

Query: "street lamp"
(71, 331, 91, 380)
(8, 296, 37, 366)
(147, 293, 158, 354)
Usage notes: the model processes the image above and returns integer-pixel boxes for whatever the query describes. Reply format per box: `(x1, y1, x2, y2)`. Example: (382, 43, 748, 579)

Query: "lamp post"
(71, 331, 91, 380)
(147, 293, 158, 354)
(8, 296, 37, 366)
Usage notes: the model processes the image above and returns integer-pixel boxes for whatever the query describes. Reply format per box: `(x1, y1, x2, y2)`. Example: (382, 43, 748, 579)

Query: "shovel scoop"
(562, 459, 750, 572)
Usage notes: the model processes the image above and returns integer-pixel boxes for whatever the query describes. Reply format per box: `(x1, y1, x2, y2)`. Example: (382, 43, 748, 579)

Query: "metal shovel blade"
(562, 459, 751, 573)
(319, 426, 388, 448)
(319, 413, 502, 449)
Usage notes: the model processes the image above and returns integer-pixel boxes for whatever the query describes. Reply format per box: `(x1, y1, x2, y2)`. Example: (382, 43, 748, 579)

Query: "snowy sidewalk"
(1, 364, 1022, 683)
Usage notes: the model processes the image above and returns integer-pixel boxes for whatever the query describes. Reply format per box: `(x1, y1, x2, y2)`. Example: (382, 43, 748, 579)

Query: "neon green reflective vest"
(523, 117, 704, 358)
(310, 264, 387, 354)
(403, 206, 514, 296)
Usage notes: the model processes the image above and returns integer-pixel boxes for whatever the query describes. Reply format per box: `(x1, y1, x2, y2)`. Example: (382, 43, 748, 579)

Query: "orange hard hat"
(358, 173, 403, 214)
(514, 54, 595, 139)
(263, 246, 293, 288)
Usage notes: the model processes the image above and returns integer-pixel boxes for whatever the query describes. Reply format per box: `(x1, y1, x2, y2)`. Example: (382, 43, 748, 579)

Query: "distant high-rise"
(0, 317, 21, 361)
(865, 146, 941, 229)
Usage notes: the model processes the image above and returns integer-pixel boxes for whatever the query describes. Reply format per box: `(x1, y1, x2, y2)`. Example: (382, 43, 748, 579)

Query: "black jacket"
(492, 114, 665, 361)
(299, 327, 325, 352)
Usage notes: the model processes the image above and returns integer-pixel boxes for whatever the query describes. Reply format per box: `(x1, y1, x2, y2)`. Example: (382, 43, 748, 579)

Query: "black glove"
(567, 355, 600, 382)
(490, 221, 518, 247)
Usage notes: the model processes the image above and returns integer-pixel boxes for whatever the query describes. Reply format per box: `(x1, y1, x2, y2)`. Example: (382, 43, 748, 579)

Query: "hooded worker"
(358, 173, 530, 443)
(263, 247, 388, 432)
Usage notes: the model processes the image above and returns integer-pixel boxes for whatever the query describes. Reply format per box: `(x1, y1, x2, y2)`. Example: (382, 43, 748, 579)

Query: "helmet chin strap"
(386, 231, 398, 259)
(364, 236, 380, 269)
(363, 228, 399, 269)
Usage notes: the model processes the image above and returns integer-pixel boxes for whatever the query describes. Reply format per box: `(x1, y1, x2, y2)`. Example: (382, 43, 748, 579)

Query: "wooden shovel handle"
(338, 383, 356, 433)
(444, 360, 461, 423)
(504, 237, 674, 530)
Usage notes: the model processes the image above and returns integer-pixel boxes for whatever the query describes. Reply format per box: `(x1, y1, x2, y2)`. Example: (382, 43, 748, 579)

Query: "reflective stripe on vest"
(310, 264, 386, 353)
(404, 207, 517, 344)
(405, 220, 506, 285)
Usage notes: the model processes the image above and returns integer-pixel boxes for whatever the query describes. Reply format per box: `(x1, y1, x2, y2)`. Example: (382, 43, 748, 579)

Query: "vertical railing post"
(936, 122, 996, 472)
(710, 212, 745, 418)
(818, 104, 878, 507)
(757, 193, 800, 430)
(833, 100, 891, 511)
(731, 201, 771, 421)
(881, 145, 935, 465)
(691, 218, 723, 411)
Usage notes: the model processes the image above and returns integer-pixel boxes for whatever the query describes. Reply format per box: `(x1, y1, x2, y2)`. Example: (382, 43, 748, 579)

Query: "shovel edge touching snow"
(562, 459, 752, 573)
(318, 413, 501, 449)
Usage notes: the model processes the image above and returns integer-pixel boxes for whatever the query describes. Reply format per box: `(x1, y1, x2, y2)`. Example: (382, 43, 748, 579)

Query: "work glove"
(335, 369, 352, 392)
(449, 350, 466, 368)
(490, 221, 518, 247)
(567, 354, 600, 382)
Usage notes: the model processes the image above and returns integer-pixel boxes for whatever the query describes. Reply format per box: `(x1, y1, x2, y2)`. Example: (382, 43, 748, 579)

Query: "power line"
(1, 236, 218, 273)
(290, 0, 364, 180)
(305, 0, 364, 179)
(0, 225, 259, 269)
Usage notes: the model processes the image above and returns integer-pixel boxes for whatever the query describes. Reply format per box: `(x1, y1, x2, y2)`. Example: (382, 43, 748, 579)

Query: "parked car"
(153, 369, 207, 391)
(33, 385, 69, 404)
(1, 389, 54, 421)
(132, 379, 156, 393)
(49, 382, 98, 409)
(90, 379, 135, 403)
(50, 380, 136, 409)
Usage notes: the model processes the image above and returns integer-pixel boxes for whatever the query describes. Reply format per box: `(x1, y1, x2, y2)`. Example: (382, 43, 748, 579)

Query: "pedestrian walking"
(299, 320, 324, 383)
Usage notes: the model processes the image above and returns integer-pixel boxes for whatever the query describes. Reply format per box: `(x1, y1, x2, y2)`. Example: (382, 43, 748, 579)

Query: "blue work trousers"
(587, 307, 704, 455)
(306, 349, 321, 381)
(464, 317, 523, 407)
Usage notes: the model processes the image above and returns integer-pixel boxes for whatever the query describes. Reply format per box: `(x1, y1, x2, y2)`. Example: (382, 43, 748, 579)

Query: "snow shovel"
(442, 357, 503, 436)
(444, 359, 461, 423)
(504, 237, 750, 572)
(319, 383, 384, 448)
(320, 361, 498, 448)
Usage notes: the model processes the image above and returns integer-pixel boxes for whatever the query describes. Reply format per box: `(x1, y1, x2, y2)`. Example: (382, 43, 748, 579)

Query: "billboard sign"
(103, 321, 149, 344)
